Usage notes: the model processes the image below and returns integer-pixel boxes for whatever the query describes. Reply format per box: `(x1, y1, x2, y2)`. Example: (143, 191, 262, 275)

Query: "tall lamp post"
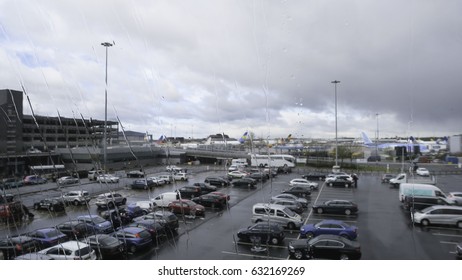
(331, 80, 340, 167)
(101, 42, 113, 172)
(376, 113, 379, 160)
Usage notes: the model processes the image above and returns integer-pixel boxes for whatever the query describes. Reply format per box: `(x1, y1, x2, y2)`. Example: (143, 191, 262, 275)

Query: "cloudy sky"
(1, 0, 461, 141)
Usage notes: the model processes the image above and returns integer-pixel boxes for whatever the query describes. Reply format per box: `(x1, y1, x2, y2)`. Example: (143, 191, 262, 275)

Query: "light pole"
(376, 113, 379, 160)
(101, 41, 113, 172)
(331, 80, 340, 167)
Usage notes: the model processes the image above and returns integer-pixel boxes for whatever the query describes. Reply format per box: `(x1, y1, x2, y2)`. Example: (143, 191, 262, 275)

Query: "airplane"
(360, 132, 428, 154)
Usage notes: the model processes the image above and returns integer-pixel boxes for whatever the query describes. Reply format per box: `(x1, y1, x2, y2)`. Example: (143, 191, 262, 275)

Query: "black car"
(282, 186, 311, 198)
(0, 236, 41, 260)
(33, 198, 65, 212)
(237, 222, 285, 245)
(403, 195, 455, 211)
(192, 193, 226, 208)
(326, 177, 354, 188)
(204, 176, 230, 187)
(129, 220, 167, 243)
(302, 173, 327, 181)
(312, 200, 358, 215)
(101, 208, 133, 228)
(232, 177, 257, 188)
(131, 179, 157, 190)
(177, 185, 202, 198)
(192, 182, 217, 194)
(127, 170, 145, 178)
(288, 234, 362, 260)
(247, 172, 267, 182)
(56, 220, 91, 240)
(84, 234, 126, 259)
(134, 210, 179, 234)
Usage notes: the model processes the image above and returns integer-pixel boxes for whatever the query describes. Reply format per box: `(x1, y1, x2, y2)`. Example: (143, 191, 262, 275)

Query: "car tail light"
(15, 244, 22, 251)
(134, 233, 141, 238)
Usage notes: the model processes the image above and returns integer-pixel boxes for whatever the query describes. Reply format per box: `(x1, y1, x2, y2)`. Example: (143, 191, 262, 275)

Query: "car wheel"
(287, 222, 295, 230)
(144, 185, 148, 190)
(306, 232, 314, 239)
(293, 250, 304, 260)
(269, 237, 279, 245)
(329, 183, 333, 187)
(122, 198, 127, 205)
(129, 245, 137, 253)
(317, 208, 323, 214)
(108, 202, 114, 208)
(340, 254, 349, 260)
(457, 221, 462, 228)
(221, 182, 225, 187)
(34, 204, 39, 210)
(310, 186, 314, 190)
(421, 219, 430, 226)
(49, 205, 54, 211)
(345, 209, 352, 215)
(73, 200, 80, 206)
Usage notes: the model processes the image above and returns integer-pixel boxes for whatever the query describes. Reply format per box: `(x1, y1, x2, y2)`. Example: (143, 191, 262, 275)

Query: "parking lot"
(1, 166, 462, 260)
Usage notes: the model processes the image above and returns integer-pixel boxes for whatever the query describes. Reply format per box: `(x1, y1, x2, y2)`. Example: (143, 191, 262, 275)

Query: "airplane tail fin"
(361, 131, 373, 145)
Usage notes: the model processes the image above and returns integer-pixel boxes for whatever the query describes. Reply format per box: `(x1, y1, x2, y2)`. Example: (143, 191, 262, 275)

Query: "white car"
(448, 192, 462, 205)
(61, 190, 91, 206)
(158, 174, 173, 184)
(416, 167, 430, 176)
(173, 172, 188, 181)
(38, 241, 97, 260)
(57, 176, 79, 185)
(166, 165, 182, 172)
(148, 176, 166, 185)
(289, 178, 319, 190)
(97, 174, 120, 183)
(227, 170, 248, 179)
(325, 174, 353, 183)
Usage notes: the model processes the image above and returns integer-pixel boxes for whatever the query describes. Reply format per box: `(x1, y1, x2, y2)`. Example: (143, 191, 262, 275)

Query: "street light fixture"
(331, 80, 340, 168)
(101, 41, 113, 172)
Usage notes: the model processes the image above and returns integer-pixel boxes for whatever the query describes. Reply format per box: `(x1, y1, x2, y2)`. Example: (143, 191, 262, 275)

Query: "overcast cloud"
(1, 0, 461, 141)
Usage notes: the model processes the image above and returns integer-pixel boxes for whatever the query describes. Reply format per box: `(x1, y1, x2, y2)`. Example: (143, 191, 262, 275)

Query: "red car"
(210, 191, 230, 204)
(168, 200, 205, 217)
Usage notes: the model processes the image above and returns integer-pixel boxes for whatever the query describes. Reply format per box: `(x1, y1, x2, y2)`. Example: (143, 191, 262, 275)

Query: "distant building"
(204, 133, 240, 146)
(449, 135, 462, 154)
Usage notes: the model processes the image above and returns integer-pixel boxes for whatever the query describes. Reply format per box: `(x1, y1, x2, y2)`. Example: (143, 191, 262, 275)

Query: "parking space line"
(440, 241, 459, 245)
(432, 233, 462, 238)
(221, 250, 286, 260)
(232, 241, 287, 249)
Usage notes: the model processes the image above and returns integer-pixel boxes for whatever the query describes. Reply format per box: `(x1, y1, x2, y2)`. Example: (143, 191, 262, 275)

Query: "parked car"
(100, 208, 133, 228)
(403, 195, 455, 211)
(312, 200, 358, 216)
(129, 219, 167, 243)
(95, 192, 127, 209)
(97, 174, 120, 183)
(55, 220, 91, 240)
(227, 170, 248, 179)
(302, 173, 327, 181)
(134, 210, 179, 233)
(0, 236, 41, 260)
(289, 178, 319, 190)
(193, 182, 217, 194)
(134, 200, 157, 214)
(177, 185, 202, 198)
(247, 172, 268, 182)
(411, 205, 462, 227)
(416, 167, 430, 176)
(127, 170, 144, 178)
(27, 227, 68, 249)
(112, 227, 152, 253)
(270, 199, 304, 214)
(131, 179, 156, 190)
(33, 198, 65, 212)
(57, 176, 79, 185)
(326, 177, 354, 188)
(288, 234, 362, 260)
(210, 191, 230, 204)
(448, 192, 462, 205)
(173, 172, 189, 181)
(1, 178, 24, 189)
(166, 165, 182, 172)
(83, 234, 126, 259)
(232, 177, 257, 188)
(271, 193, 308, 208)
(14, 252, 54, 260)
(158, 174, 173, 184)
(237, 222, 285, 245)
(381, 173, 396, 183)
(457, 242, 462, 259)
(77, 215, 115, 234)
(148, 176, 166, 186)
(282, 186, 311, 198)
(38, 240, 97, 260)
(191, 193, 226, 208)
(61, 190, 91, 206)
(87, 170, 103, 181)
(300, 219, 358, 240)
(23, 175, 47, 185)
(325, 174, 353, 183)
(168, 199, 205, 217)
(204, 176, 230, 187)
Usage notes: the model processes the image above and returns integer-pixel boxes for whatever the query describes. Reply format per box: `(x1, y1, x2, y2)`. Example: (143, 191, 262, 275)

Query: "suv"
(158, 174, 173, 184)
(87, 170, 103, 181)
(95, 192, 127, 209)
(127, 170, 144, 178)
(61, 190, 91, 206)
(173, 172, 188, 181)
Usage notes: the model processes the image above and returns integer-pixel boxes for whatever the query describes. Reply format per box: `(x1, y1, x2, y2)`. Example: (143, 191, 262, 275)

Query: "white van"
(232, 158, 248, 167)
(251, 203, 303, 229)
(398, 183, 447, 202)
(151, 192, 179, 208)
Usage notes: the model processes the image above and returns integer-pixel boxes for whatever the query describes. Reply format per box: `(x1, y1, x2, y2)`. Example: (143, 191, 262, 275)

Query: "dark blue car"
(77, 215, 115, 234)
(300, 219, 358, 240)
(112, 227, 152, 253)
(27, 227, 68, 249)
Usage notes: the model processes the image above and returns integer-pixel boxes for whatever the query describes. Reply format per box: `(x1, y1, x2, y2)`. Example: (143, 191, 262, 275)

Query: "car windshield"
(44, 229, 62, 238)
(90, 216, 106, 224)
(284, 208, 296, 217)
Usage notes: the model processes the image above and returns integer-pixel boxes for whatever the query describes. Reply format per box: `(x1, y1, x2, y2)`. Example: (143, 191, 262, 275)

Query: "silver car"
(448, 192, 462, 205)
(411, 205, 462, 228)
